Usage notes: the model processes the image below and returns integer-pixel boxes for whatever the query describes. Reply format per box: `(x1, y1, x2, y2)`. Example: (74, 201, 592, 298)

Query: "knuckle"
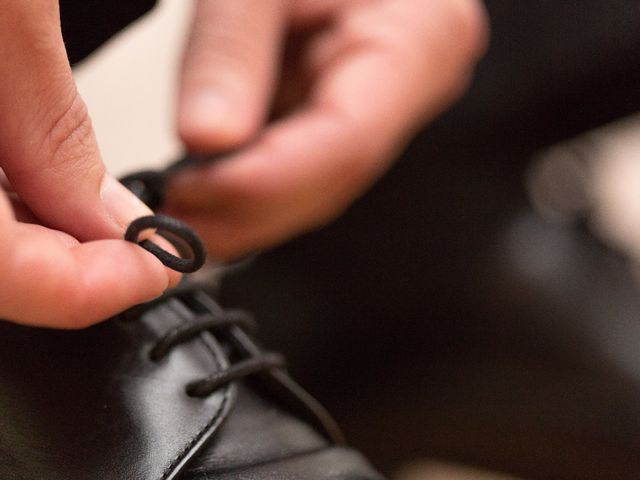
(41, 93, 100, 178)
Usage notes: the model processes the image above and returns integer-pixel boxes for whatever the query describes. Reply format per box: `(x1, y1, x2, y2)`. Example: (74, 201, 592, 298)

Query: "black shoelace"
(120, 154, 217, 274)
(124, 282, 287, 397)
(120, 154, 286, 397)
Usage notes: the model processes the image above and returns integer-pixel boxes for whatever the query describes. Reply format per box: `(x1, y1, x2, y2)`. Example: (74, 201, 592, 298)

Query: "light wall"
(74, 0, 192, 177)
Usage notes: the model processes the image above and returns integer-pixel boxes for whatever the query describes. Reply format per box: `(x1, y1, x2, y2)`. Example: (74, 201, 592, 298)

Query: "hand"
(0, 1, 179, 328)
(168, 0, 488, 259)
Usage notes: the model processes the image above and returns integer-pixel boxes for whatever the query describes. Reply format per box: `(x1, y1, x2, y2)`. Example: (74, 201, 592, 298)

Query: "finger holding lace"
(0, 189, 181, 329)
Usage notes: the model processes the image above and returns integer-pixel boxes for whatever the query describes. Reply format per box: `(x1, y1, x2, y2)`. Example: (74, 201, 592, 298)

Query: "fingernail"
(101, 174, 153, 231)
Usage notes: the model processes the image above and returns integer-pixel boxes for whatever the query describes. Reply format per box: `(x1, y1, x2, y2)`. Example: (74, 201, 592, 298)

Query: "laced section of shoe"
(120, 153, 286, 395)
(128, 283, 287, 398)
(119, 155, 344, 442)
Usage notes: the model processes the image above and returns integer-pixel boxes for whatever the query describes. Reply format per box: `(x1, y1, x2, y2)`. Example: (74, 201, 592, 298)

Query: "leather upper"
(0, 292, 382, 480)
(0, 297, 233, 479)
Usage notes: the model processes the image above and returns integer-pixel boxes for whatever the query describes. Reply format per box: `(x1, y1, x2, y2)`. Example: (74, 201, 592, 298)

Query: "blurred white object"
(394, 460, 521, 480)
(589, 116, 640, 263)
(74, 0, 192, 177)
(529, 114, 640, 265)
(526, 141, 593, 222)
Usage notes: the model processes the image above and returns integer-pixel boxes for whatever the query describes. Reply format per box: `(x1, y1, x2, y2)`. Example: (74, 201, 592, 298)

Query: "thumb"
(0, 1, 152, 241)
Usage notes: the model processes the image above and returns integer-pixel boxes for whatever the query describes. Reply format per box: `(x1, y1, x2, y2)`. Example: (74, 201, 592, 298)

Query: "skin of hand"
(0, 1, 179, 328)
(168, 0, 489, 260)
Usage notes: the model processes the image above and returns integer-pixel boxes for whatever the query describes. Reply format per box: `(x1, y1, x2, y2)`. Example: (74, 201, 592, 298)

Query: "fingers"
(301, 0, 488, 136)
(167, 111, 370, 259)
(168, 0, 488, 259)
(178, 0, 286, 151)
(0, 214, 179, 328)
(0, 1, 152, 242)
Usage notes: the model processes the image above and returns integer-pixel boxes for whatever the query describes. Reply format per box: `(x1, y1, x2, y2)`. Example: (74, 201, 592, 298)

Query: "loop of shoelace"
(121, 156, 286, 398)
(120, 154, 217, 273)
(125, 215, 206, 273)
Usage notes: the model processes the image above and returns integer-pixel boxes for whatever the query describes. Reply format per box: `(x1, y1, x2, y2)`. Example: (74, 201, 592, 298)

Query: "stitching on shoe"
(159, 301, 233, 480)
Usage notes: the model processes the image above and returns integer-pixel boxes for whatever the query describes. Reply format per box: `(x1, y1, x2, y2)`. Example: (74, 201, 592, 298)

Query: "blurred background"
(73, 1, 640, 479)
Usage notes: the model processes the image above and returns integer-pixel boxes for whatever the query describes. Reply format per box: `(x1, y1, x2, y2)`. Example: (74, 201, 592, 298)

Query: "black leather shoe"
(0, 155, 383, 480)
(0, 280, 383, 479)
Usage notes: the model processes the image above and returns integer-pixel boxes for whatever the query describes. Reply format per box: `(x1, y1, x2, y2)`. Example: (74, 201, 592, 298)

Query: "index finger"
(0, 0, 153, 242)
